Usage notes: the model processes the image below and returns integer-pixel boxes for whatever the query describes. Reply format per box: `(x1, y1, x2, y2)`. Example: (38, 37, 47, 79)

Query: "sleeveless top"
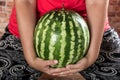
(8, 0, 110, 38)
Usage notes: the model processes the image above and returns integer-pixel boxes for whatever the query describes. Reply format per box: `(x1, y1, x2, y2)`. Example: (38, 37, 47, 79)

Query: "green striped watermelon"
(34, 9, 90, 68)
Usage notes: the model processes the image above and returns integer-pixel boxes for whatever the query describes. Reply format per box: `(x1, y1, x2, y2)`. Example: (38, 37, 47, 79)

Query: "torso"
(8, 0, 110, 38)
(36, 0, 86, 18)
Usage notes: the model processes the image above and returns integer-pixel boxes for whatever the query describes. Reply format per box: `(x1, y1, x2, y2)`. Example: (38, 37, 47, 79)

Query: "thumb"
(44, 60, 58, 66)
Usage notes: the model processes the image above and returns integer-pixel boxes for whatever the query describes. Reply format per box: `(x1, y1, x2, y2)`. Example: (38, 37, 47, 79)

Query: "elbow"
(15, 0, 35, 5)
(15, 0, 36, 9)
(86, 0, 109, 7)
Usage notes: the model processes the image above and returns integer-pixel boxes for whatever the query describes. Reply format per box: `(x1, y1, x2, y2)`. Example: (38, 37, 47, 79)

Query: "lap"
(0, 28, 41, 80)
(80, 28, 120, 80)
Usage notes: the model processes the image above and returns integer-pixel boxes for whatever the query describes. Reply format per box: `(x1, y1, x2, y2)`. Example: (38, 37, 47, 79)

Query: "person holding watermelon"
(0, 0, 120, 80)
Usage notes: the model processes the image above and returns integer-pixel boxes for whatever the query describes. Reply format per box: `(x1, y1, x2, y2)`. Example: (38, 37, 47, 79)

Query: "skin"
(15, 0, 109, 77)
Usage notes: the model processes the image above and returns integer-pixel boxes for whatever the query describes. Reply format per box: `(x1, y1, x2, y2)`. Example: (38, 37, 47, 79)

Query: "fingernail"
(66, 66, 70, 70)
(54, 60, 58, 64)
(66, 66, 69, 69)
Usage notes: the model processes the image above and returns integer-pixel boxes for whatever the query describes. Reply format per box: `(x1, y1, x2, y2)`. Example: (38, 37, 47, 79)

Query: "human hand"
(52, 57, 89, 76)
(30, 58, 68, 76)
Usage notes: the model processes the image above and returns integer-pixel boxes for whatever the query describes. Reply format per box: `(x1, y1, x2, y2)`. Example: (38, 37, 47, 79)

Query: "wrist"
(23, 51, 37, 66)
(85, 52, 99, 66)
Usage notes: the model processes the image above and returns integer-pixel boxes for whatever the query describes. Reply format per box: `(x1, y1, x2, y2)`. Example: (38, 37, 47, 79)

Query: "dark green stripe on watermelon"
(59, 11, 71, 67)
(36, 13, 51, 59)
(70, 11, 81, 64)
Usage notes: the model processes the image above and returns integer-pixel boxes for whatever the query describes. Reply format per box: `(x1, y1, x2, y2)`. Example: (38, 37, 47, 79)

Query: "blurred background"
(0, 0, 120, 36)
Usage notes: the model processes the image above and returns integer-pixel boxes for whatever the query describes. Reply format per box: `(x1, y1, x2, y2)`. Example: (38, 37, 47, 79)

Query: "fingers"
(44, 60, 58, 66)
(50, 67, 69, 75)
(52, 58, 89, 76)
(53, 67, 80, 76)
(31, 58, 69, 76)
(66, 58, 88, 70)
(45, 68, 68, 76)
(66, 64, 79, 70)
(43, 60, 70, 75)
(37, 57, 88, 77)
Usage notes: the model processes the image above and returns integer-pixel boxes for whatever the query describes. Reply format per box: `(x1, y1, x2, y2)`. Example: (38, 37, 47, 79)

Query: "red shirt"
(8, 0, 110, 38)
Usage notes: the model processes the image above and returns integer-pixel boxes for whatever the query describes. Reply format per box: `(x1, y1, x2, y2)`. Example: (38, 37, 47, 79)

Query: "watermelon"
(34, 8, 90, 68)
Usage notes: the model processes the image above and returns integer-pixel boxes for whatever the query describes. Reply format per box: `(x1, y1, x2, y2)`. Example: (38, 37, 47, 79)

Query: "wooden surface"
(39, 73, 85, 80)
(0, 31, 4, 38)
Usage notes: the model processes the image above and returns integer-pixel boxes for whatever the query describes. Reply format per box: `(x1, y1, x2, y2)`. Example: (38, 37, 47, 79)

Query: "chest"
(37, 0, 86, 16)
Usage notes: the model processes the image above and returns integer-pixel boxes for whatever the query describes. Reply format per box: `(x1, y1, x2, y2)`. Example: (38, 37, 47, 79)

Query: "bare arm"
(85, 0, 109, 66)
(15, 0, 37, 64)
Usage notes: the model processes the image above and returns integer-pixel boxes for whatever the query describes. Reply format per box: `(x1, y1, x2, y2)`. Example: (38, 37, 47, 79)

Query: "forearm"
(15, 0, 37, 64)
(85, 0, 109, 65)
